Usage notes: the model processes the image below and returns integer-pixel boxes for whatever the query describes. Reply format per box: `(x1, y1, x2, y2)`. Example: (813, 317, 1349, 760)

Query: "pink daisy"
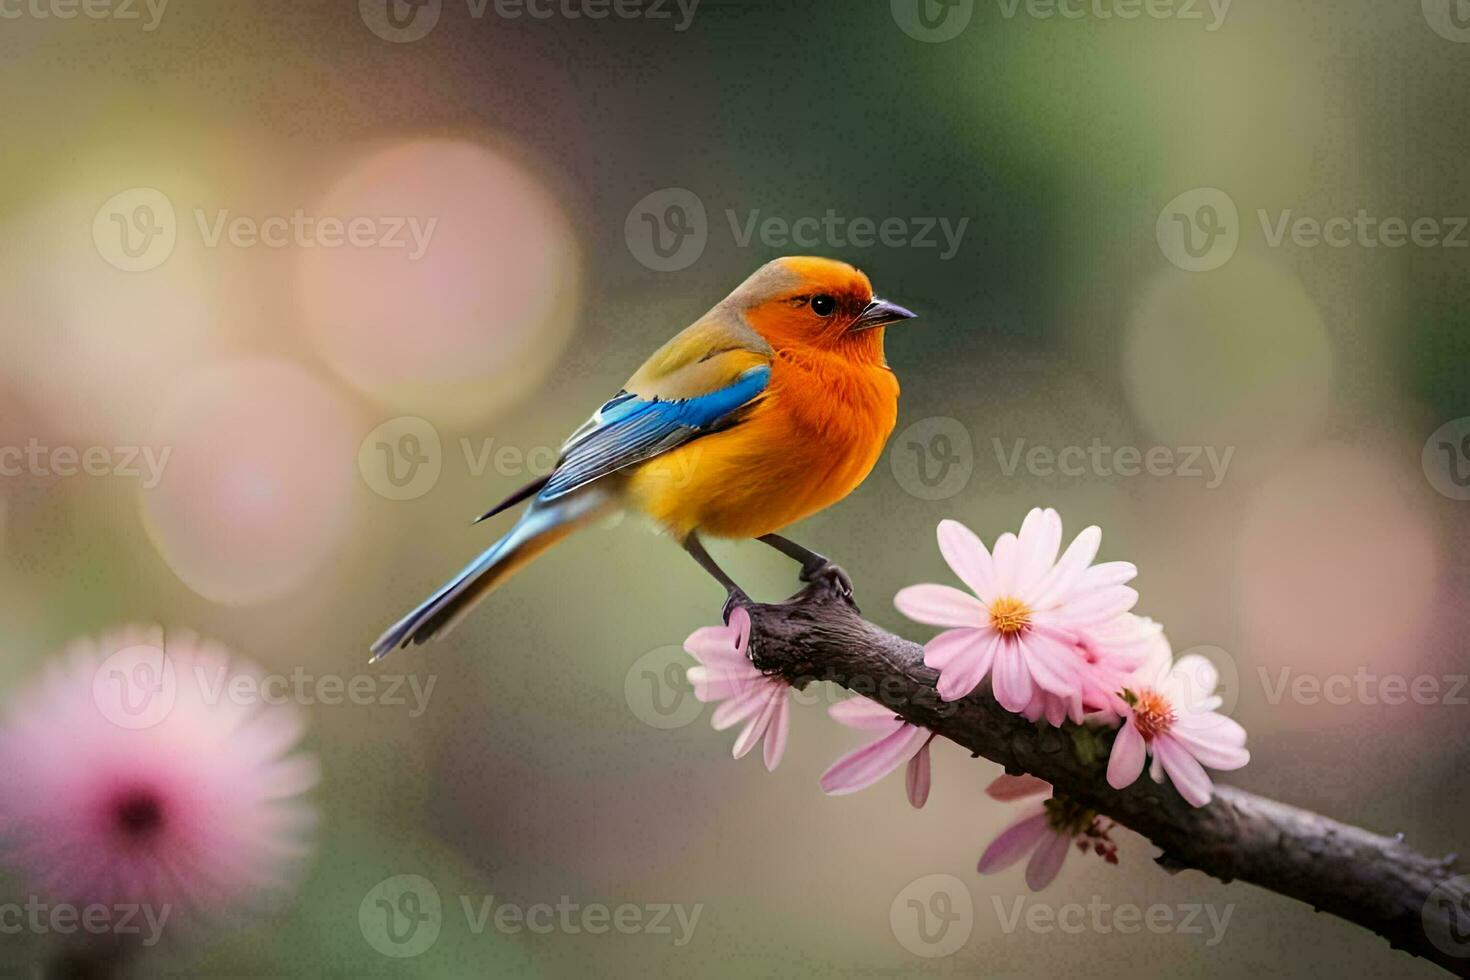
(685, 607, 790, 771)
(895, 510, 1139, 709)
(1019, 614, 1165, 727)
(1106, 633, 1250, 807)
(977, 775, 1118, 891)
(0, 627, 319, 926)
(818, 697, 936, 808)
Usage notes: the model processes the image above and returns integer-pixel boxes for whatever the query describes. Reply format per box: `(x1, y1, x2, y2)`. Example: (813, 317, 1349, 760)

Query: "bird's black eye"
(810, 294, 836, 317)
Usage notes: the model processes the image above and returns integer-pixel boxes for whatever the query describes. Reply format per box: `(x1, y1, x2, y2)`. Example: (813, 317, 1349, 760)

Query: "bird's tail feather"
(370, 488, 614, 661)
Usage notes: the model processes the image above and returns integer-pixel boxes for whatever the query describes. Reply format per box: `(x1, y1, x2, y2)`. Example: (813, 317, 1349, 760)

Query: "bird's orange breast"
(626, 347, 899, 540)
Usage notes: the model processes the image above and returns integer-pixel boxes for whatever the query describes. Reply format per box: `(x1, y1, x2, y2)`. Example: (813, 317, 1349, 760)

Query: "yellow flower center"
(1133, 689, 1175, 740)
(988, 596, 1032, 636)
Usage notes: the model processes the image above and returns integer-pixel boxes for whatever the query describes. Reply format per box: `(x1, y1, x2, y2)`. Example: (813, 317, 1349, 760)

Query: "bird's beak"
(851, 297, 917, 332)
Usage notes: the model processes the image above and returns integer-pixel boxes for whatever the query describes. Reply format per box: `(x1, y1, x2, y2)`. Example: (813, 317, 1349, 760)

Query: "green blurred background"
(1, 0, 1468, 975)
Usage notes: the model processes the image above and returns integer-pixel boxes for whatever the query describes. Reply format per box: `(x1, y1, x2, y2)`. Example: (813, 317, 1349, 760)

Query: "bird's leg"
(682, 532, 750, 621)
(757, 533, 856, 605)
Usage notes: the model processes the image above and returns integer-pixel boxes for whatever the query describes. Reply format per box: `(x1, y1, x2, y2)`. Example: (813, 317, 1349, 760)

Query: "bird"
(370, 256, 916, 661)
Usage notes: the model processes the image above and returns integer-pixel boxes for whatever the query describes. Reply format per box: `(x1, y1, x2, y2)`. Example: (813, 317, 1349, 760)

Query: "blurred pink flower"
(685, 607, 790, 771)
(0, 627, 318, 924)
(895, 510, 1138, 709)
(1106, 636, 1249, 807)
(977, 775, 1118, 891)
(818, 698, 936, 808)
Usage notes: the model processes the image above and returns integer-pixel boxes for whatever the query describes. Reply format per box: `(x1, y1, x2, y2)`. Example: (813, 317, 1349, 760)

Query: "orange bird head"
(727, 256, 916, 358)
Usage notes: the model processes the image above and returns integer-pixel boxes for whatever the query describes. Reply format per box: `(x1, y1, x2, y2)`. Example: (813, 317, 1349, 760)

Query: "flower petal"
(977, 811, 1048, 874)
(905, 739, 933, 808)
(1017, 634, 1079, 698)
(1045, 585, 1139, 627)
(828, 696, 905, 731)
(985, 774, 1050, 801)
(731, 688, 781, 760)
(683, 624, 743, 665)
(1167, 724, 1250, 772)
(1085, 614, 1165, 672)
(762, 696, 790, 772)
(1029, 621, 1081, 648)
(1014, 508, 1062, 594)
(894, 584, 987, 628)
(1048, 692, 1081, 726)
(1106, 719, 1147, 790)
(1154, 735, 1214, 806)
(931, 630, 1000, 702)
(1029, 525, 1101, 609)
(991, 532, 1020, 593)
(710, 684, 775, 730)
(1135, 632, 1175, 686)
(1174, 709, 1248, 746)
(991, 639, 1034, 712)
(937, 519, 997, 600)
(819, 724, 931, 796)
(687, 656, 762, 700)
(922, 627, 993, 671)
(726, 606, 752, 650)
(1020, 688, 1047, 723)
(1025, 830, 1072, 891)
(1164, 654, 1222, 710)
(1076, 561, 1138, 590)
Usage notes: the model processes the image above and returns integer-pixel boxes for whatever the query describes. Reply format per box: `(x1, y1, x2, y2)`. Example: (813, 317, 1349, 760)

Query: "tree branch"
(735, 581, 1469, 975)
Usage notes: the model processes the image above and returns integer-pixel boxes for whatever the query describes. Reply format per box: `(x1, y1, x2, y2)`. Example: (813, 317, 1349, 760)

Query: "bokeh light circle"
(140, 359, 361, 605)
(1124, 255, 1331, 464)
(298, 139, 581, 424)
(4, 177, 221, 444)
(1237, 445, 1439, 709)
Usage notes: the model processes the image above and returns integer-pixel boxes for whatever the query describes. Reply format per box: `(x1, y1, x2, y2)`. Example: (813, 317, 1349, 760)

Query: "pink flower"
(977, 775, 1118, 891)
(1019, 614, 1165, 727)
(685, 607, 790, 771)
(818, 698, 936, 808)
(0, 627, 319, 924)
(895, 510, 1139, 709)
(1106, 634, 1249, 807)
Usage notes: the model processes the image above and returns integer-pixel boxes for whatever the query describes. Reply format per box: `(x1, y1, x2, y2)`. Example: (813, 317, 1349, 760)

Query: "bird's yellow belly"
(625, 379, 897, 541)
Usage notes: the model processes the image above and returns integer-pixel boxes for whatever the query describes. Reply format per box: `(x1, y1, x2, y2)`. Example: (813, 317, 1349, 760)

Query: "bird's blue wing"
(538, 364, 770, 501)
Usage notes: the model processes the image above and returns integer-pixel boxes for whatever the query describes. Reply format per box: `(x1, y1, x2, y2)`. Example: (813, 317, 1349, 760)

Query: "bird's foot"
(799, 558, 858, 611)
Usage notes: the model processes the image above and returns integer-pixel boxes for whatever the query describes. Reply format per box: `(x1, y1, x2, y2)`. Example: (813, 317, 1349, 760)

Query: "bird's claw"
(800, 559, 858, 610)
